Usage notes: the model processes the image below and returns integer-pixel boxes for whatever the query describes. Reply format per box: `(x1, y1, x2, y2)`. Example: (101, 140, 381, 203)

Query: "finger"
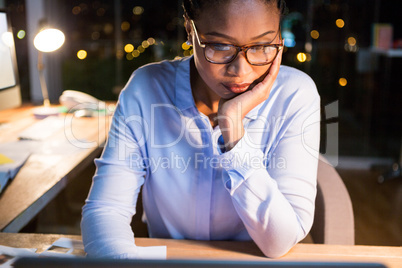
(255, 49, 283, 91)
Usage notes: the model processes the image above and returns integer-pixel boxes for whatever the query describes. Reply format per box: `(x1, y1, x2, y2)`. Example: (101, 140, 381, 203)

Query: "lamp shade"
(33, 28, 65, 52)
(1, 31, 14, 47)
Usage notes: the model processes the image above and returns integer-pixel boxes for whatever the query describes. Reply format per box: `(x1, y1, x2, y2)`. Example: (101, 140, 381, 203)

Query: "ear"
(183, 15, 192, 34)
(184, 16, 193, 45)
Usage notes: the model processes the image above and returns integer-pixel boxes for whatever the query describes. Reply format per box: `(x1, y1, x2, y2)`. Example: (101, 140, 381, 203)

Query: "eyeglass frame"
(190, 19, 284, 66)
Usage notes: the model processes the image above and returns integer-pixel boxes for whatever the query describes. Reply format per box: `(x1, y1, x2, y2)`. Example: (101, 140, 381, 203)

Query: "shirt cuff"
(217, 133, 265, 191)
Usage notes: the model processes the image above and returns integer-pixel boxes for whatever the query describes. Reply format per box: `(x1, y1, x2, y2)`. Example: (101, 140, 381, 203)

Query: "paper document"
(40, 238, 167, 259)
(0, 245, 37, 268)
(18, 116, 65, 141)
(0, 143, 31, 194)
(40, 238, 86, 257)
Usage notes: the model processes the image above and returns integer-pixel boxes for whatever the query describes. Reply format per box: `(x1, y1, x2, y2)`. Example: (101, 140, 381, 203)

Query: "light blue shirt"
(81, 56, 321, 258)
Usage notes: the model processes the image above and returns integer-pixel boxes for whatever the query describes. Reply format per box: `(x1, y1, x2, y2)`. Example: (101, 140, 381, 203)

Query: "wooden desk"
(0, 105, 111, 232)
(0, 233, 401, 267)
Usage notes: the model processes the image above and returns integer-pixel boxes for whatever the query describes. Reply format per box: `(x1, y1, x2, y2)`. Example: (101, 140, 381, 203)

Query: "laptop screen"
(13, 257, 387, 268)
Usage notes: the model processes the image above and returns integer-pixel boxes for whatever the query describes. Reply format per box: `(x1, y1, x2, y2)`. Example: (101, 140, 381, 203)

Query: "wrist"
(217, 99, 246, 151)
(218, 118, 244, 151)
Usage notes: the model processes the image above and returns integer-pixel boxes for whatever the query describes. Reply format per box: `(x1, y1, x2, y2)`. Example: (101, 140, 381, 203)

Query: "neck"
(190, 58, 220, 114)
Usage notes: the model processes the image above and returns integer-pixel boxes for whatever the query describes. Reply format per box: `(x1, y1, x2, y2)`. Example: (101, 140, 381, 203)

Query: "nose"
(226, 51, 253, 77)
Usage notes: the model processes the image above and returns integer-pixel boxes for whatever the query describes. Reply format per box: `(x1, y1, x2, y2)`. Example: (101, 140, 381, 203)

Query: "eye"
(248, 45, 265, 53)
(208, 44, 232, 52)
(249, 45, 276, 54)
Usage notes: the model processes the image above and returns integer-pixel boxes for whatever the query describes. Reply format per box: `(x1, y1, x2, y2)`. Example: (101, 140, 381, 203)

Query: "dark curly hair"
(182, 0, 287, 20)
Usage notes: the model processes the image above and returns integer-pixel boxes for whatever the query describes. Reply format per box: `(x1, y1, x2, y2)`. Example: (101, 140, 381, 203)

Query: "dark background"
(4, 0, 402, 159)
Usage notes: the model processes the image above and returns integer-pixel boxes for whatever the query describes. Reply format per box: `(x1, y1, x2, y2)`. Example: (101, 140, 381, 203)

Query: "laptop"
(13, 257, 387, 268)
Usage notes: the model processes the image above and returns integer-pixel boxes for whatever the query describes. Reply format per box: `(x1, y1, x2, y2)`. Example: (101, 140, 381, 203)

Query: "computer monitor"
(0, 9, 22, 111)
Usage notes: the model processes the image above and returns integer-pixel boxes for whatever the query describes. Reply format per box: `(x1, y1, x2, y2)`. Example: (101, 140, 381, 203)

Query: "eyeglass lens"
(204, 44, 279, 65)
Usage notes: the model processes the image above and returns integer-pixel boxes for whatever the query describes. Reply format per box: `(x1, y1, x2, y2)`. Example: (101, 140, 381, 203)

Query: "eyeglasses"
(190, 20, 283, 66)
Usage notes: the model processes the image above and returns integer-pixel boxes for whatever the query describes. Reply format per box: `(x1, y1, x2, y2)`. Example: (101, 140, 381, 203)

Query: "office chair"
(309, 155, 355, 245)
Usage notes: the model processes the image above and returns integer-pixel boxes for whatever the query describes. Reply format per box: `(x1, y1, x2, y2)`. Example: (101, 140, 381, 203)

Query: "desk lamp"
(32, 27, 65, 118)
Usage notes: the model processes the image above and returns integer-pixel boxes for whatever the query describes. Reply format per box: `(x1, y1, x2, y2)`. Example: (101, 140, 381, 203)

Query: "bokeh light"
(133, 6, 144, 15)
(142, 40, 150, 48)
(97, 8, 106, 16)
(124, 44, 134, 53)
(182, 42, 191, 50)
(132, 50, 140, 57)
(339, 78, 347, 86)
(138, 45, 145, 53)
(77, 50, 87, 60)
(296, 52, 307, 63)
(336, 19, 345, 28)
(310, 30, 319, 39)
(103, 23, 113, 35)
(121, 21, 130, 32)
(17, 30, 26, 39)
(347, 37, 357, 46)
(147, 37, 156, 45)
(72, 6, 81, 15)
(116, 50, 124, 59)
(126, 53, 134, 60)
(91, 31, 100, 40)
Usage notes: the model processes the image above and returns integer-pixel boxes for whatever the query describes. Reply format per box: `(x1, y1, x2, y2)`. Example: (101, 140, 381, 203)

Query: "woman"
(81, 0, 320, 259)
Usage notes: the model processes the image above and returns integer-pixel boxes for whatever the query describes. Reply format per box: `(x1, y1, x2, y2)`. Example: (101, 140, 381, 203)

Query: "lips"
(222, 83, 251, 94)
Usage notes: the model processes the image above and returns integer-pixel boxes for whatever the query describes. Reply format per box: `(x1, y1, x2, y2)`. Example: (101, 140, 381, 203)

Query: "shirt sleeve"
(218, 84, 321, 258)
(81, 92, 147, 258)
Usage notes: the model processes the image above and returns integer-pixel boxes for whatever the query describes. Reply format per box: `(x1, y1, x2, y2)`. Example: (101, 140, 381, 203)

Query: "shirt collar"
(175, 56, 195, 111)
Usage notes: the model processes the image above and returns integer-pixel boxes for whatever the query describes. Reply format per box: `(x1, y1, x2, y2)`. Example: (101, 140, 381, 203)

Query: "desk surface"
(0, 233, 401, 267)
(0, 105, 111, 232)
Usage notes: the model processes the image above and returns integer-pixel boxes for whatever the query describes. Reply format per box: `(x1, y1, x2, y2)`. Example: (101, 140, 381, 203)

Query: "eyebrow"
(204, 30, 277, 42)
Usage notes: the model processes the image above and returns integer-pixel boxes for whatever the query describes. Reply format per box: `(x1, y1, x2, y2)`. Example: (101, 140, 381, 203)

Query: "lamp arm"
(37, 51, 50, 107)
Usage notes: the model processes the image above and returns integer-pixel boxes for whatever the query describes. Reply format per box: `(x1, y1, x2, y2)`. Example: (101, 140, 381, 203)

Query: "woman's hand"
(217, 48, 283, 151)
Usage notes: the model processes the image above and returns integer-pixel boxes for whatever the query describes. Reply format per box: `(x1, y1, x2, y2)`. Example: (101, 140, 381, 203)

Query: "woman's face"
(190, 0, 281, 99)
